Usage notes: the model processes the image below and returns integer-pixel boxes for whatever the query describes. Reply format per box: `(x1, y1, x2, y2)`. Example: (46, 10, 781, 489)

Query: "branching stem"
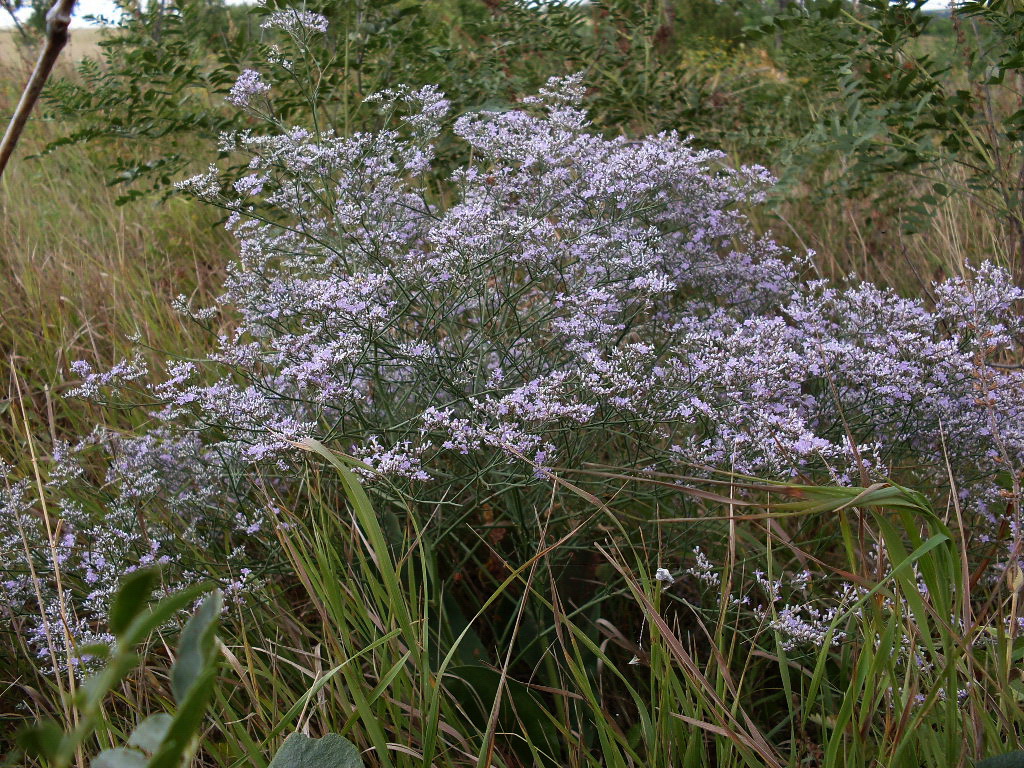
(0, 0, 77, 180)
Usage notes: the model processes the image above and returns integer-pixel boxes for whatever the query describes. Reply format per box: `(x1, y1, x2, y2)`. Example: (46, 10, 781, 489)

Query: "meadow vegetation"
(4, 2, 1024, 767)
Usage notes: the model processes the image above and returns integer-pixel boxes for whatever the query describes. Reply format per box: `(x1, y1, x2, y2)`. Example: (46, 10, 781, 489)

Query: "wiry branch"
(0, 0, 77, 181)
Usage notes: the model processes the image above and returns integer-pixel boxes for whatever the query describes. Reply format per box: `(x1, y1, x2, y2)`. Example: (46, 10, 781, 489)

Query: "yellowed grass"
(740, 156, 1016, 293)
(0, 26, 107, 68)
(0, 49, 232, 451)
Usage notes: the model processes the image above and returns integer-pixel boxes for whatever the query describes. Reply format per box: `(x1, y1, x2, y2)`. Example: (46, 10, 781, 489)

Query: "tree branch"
(0, 0, 77, 181)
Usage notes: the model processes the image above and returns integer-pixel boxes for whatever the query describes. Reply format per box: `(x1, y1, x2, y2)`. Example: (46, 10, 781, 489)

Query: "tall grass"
(751, 160, 1017, 290)
(21, 449, 1017, 767)
(225, 460, 1024, 767)
(0, 31, 231, 449)
(0, 40, 231, 733)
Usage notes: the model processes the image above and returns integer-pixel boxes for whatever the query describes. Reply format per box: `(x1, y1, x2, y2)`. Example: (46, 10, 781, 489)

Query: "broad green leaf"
(16, 720, 66, 762)
(120, 581, 211, 648)
(147, 668, 218, 768)
(75, 643, 112, 662)
(267, 733, 363, 768)
(91, 748, 148, 768)
(109, 568, 160, 637)
(171, 590, 222, 704)
(127, 713, 173, 754)
(78, 652, 143, 713)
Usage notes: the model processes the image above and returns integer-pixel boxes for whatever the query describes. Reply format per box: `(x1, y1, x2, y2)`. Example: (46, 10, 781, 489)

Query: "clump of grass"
(0, 44, 231, 452)
(19, 451, 1012, 768)
(204, 460, 1024, 767)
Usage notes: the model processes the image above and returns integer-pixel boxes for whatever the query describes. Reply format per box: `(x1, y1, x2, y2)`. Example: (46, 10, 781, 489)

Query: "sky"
(69, 0, 122, 25)
(2, 0, 125, 27)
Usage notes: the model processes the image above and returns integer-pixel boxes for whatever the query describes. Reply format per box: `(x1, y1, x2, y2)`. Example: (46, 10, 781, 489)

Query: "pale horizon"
(2, 0, 124, 28)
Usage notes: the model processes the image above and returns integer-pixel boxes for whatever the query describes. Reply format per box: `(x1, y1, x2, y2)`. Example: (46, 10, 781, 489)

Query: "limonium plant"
(5, 9, 1024, 672)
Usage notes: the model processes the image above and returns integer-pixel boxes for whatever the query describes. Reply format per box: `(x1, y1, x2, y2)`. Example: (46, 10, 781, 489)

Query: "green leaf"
(267, 733, 364, 768)
(75, 642, 112, 662)
(16, 720, 66, 762)
(171, 590, 223, 704)
(91, 747, 148, 768)
(77, 586, 212, 714)
(978, 752, 1024, 768)
(127, 713, 173, 754)
(137, 592, 223, 768)
(109, 568, 160, 637)
(120, 581, 211, 648)
(147, 668, 218, 768)
(77, 651, 142, 714)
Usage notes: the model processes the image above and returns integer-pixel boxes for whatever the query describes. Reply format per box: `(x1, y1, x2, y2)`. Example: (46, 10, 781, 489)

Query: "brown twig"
(0, 0, 77, 181)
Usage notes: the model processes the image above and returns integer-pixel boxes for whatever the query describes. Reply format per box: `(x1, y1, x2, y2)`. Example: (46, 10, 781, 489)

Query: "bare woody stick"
(0, 0, 78, 181)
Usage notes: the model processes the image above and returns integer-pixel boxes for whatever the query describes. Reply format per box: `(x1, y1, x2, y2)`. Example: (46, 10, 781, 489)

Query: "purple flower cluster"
(0, 426, 267, 670)
(227, 69, 271, 108)
(11, 74, 1024, 666)
(91, 74, 1024, 515)
(259, 8, 328, 36)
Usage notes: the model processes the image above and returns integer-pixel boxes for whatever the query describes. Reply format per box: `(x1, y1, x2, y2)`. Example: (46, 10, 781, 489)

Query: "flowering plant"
(7, 41, 1024, 665)
(162, 70, 1024, 515)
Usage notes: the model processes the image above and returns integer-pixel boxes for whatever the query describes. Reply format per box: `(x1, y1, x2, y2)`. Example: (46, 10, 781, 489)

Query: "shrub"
(758, 0, 1024, 256)
(37, 0, 794, 202)
(9, 8, 1024, 767)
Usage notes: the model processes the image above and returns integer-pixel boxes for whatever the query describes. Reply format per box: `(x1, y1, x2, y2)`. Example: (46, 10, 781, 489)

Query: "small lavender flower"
(228, 69, 271, 108)
(68, 354, 148, 399)
(770, 605, 846, 651)
(685, 547, 720, 587)
(174, 165, 221, 199)
(260, 9, 328, 35)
